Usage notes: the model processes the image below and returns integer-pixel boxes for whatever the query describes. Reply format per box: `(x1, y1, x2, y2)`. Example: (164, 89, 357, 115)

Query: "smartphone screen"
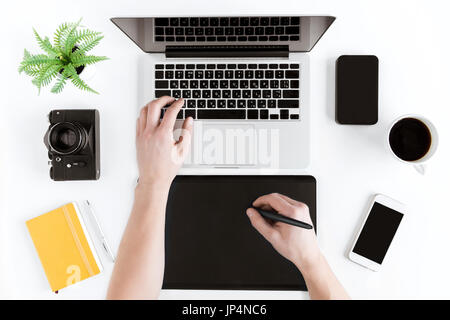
(336, 55, 378, 124)
(352, 202, 404, 264)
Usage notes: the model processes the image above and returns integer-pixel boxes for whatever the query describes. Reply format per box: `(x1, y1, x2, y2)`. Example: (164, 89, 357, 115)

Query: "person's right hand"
(246, 193, 322, 272)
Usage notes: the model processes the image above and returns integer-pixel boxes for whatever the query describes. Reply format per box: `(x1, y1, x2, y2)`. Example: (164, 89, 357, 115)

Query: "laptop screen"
(111, 16, 335, 53)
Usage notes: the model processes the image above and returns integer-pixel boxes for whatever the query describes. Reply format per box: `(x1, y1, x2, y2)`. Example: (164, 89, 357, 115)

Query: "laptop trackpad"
(190, 123, 257, 167)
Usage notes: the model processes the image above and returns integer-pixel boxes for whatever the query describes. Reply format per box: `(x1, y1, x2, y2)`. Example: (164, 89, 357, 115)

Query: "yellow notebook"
(26, 202, 103, 292)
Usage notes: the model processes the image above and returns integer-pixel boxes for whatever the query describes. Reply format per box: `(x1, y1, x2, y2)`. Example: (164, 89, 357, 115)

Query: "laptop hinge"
(165, 45, 289, 58)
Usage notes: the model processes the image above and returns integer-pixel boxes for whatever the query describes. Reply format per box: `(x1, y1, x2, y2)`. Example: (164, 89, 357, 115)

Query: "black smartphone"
(336, 55, 378, 124)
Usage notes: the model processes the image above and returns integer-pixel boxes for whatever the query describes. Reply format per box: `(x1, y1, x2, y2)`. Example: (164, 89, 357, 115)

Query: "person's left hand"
(136, 96, 193, 189)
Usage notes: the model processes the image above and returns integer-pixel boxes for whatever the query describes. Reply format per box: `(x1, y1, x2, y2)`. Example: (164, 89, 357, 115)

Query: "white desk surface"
(1, 0, 450, 300)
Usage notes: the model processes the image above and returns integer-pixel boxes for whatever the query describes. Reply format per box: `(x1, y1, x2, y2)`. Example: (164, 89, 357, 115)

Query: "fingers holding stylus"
(253, 193, 293, 214)
(246, 207, 277, 242)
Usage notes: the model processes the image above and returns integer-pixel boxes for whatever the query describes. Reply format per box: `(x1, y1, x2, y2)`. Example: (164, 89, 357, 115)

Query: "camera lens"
(48, 122, 87, 155)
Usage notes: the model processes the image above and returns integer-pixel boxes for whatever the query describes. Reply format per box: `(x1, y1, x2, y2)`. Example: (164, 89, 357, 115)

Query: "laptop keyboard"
(154, 16, 300, 43)
(155, 63, 300, 120)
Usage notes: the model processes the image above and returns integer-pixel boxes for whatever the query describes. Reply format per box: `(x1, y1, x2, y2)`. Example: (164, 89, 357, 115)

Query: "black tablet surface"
(163, 175, 316, 291)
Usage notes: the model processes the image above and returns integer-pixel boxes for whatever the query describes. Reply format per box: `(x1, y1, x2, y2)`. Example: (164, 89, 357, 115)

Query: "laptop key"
(172, 90, 181, 98)
(210, 80, 219, 89)
(285, 70, 299, 78)
(155, 71, 164, 79)
(190, 80, 199, 89)
(218, 100, 226, 108)
(207, 100, 216, 108)
(263, 90, 271, 98)
(202, 90, 211, 98)
(258, 100, 266, 108)
(155, 90, 170, 98)
(227, 100, 236, 108)
(290, 114, 300, 119)
(283, 90, 299, 98)
(212, 90, 221, 98)
(270, 114, 279, 120)
(220, 80, 228, 89)
(237, 100, 246, 108)
(232, 90, 241, 98)
(198, 110, 245, 119)
(187, 100, 196, 108)
(278, 99, 299, 108)
(270, 80, 279, 88)
(198, 100, 206, 108)
(248, 110, 258, 119)
(177, 110, 184, 119)
(155, 80, 168, 89)
(179, 18, 189, 26)
(280, 110, 289, 119)
(260, 109, 269, 119)
(290, 80, 299, 88)
(286, 26, 300, 34)
(185, 109, 196, 119)
(170, 80, 178, 89)
(180, 80, 189, 89)
(222, 90, 231, 98)
(200, 18, 209, 26)
(165, 71, 174, 79)
(280, 80, 289, 88)
(155, 18, 169, 26)
(182, 90, 191, 98)
(252, 90, 261, 98)
(250, 17, 260, 26)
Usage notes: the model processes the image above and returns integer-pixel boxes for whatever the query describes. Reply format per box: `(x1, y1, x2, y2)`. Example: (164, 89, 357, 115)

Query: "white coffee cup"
(387, 114, 438, 174)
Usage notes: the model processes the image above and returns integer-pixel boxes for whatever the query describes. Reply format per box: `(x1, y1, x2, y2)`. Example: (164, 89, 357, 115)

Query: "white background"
(1, 0, 449, 300)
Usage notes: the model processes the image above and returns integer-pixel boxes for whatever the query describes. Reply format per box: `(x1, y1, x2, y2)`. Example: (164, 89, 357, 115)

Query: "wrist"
(136, 178, 172, 194)
(135, 180, 171, 201)
(294, 251, 324, 276)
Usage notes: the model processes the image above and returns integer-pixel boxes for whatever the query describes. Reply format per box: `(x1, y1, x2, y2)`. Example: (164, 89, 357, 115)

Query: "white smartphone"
(348, 194, 406, 271)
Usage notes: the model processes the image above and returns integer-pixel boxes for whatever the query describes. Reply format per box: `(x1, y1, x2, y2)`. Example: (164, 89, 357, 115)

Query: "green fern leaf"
(74, 35, 104, 56)
(18, 51, 57, 73)
(51, 72, 68, 94)
(33, 28, 57, 56)
(64, 19, 82, 56)
(20, 65, 42, 76)
(66, 64, 98, 94)
(73, 29, 102, 46)
(54, 22, 76, 50)
(32, 63, 60, 93)
(72, 55, 108, 67)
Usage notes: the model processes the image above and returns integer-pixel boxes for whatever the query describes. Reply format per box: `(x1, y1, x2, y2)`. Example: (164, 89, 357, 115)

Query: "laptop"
(111, 16, 335, 169)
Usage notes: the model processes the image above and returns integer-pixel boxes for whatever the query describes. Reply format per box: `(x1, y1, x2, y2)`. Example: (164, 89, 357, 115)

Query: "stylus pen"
(253, 207, 313, 230)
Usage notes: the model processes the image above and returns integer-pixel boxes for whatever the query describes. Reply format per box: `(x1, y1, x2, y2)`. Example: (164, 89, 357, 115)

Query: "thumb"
(177, 116, 193, 157)
(246, 208, 277, 243)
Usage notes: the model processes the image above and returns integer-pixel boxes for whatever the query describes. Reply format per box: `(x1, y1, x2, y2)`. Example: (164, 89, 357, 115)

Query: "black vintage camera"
(44, 109, 100, 181)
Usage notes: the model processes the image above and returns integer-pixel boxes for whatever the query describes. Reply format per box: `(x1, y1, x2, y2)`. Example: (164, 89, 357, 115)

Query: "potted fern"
(18, 19, 108, 94)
